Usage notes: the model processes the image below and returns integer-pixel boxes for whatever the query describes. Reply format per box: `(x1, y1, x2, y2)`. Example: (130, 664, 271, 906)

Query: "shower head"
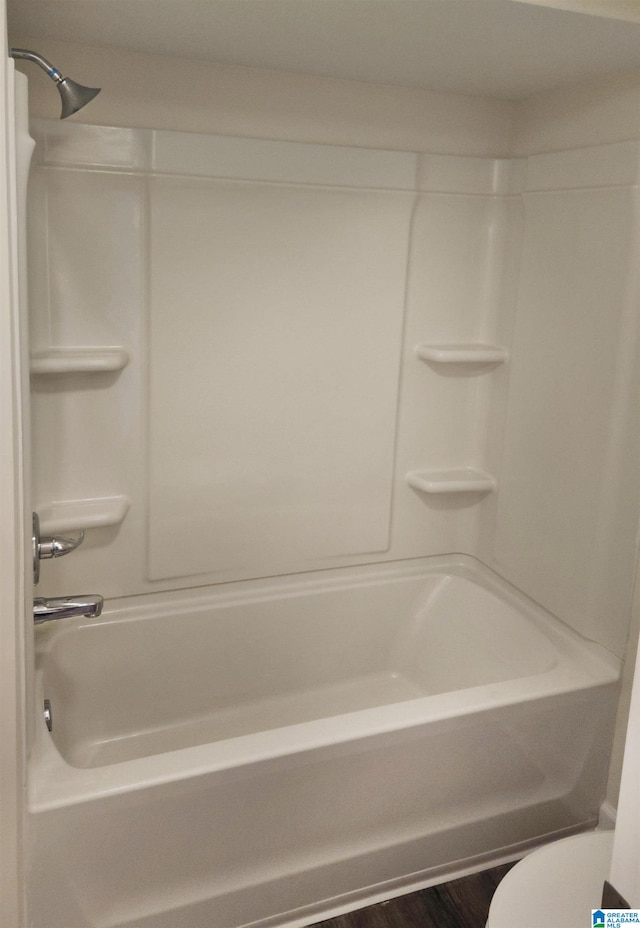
(9, 48, 101, 119)
(55, 76, 101, 119)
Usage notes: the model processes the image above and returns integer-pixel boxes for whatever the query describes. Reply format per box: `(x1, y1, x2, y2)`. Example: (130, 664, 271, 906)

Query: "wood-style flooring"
(312, 863, 518, 928)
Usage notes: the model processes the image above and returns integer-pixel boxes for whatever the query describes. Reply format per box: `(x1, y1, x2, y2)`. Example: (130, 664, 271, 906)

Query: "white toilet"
(486, 831, 615, 928)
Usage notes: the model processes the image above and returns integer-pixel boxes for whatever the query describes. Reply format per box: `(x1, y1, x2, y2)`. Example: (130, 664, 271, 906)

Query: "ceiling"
(8, 0, 640, 101)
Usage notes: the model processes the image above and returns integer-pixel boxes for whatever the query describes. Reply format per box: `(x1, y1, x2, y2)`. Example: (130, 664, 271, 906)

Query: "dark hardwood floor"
(312, 863, 517, 928)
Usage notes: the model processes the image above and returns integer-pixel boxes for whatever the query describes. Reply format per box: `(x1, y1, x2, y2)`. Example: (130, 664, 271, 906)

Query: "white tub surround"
(490, 139, 640, 657)
(28, 120, 519, 599)
(29, 558, 619, 928)
(27, 121, 640, 659)
(23, 116, 640, 928)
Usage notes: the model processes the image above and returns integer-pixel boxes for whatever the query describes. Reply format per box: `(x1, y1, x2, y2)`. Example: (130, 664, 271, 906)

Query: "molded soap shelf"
(30, 347, 130, 374)
(416, 344, 508, 365)
(406, 468, 496, 495)
(38, 496, 130, 534)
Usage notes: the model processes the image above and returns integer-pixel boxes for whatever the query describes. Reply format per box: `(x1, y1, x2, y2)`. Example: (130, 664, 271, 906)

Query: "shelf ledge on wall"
(415, 344, 508, 365)
(30, 347, 130, 375)
(37, 496, 130, 534)
(406, 469, 496, 495)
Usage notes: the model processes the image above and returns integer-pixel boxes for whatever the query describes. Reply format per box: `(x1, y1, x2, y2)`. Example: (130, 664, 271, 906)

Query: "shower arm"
(9, 47, 65, 83)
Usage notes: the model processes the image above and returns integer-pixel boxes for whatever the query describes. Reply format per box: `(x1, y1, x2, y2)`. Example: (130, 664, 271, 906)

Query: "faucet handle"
(37, 531, 85, 559)
(32, 512, 85, 585)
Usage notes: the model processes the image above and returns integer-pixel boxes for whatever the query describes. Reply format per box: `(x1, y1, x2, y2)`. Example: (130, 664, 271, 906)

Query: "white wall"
(27, 120, 514, 600)
(513, 71, 640, 155)
(10, 36, 515, 157)
(0, 62, 31, 928)
(24, 105, 640, 653)
(511, 75, 640, 808)
(489, 142, 640, 657)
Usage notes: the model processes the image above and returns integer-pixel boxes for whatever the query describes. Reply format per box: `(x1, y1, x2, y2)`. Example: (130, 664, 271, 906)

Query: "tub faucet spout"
(34, 595, 104, 624)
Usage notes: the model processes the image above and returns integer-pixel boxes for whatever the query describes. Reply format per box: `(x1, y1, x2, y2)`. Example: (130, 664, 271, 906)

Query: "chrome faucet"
(33, 594, 104, 624)
(31, 512, 104, 624)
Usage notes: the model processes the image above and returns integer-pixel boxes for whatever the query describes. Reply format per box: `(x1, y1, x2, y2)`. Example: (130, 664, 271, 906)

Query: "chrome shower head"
(9, 48, 101, 119)
(55, 76, 101, 119)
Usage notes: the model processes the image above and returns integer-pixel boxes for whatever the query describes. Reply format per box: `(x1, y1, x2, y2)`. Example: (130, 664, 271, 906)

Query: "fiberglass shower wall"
(489, 143, 640, 658)
(22, 42, 640, 665)
(27, 125, 516, 591)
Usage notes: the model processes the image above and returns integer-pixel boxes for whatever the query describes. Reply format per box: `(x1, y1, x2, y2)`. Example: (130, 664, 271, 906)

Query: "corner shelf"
(416, 344, 508, 366)
(30, 347, 130, 375)
(37, 496, 130, 534)
(406, 469, 496, 495)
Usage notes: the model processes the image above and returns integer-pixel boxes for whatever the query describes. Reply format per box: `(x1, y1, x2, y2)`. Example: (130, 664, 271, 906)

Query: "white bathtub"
(28, 556, 620, 928)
